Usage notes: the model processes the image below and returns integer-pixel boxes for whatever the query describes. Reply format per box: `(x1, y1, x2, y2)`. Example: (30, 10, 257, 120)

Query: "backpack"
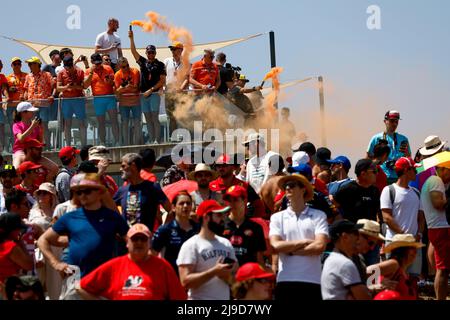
(388, 184, 420, 205)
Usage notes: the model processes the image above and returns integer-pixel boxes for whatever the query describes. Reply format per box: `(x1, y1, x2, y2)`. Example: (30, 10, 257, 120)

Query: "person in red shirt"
(84, 53, 119, 146)
(76, 223, 186, 300)
(209, 154, 266, 218)
(190, 49, 221, 94)
(15, 161, 42, 198)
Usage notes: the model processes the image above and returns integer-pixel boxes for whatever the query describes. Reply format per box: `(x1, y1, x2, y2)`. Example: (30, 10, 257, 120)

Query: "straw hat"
(419, 135, 447, 156)
(188, 163, 218, 180)
(383, 234, 425, 253)
(357, 219, 385, 241)
(277, 174, 314, 202)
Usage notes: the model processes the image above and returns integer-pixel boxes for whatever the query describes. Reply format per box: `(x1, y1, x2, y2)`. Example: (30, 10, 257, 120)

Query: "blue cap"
(287, 163, 312, 179)
(327, 156, 351, 171)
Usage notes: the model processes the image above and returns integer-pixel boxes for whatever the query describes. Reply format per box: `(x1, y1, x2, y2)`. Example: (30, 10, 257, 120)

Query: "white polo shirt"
(269, 206, 329, 284)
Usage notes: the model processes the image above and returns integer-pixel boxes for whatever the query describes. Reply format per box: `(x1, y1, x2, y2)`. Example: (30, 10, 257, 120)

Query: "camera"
(384, 159, 396, 170)
(224, 63, 242, 78)
(35, 117, 42, 124)
(121, 79, 129, 88)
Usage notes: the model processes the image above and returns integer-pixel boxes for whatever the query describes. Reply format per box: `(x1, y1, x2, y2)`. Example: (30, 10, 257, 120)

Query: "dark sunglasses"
(120, 64, 129, 69)
(74, 188, 97, 196)
(131, 235, 149, 242)
(146, 51, 156, 54)
(103, 58, 111, 62)
(283, 181, 300, 190)
(12, 62, 22, 66)
(254, 278, 272, 284)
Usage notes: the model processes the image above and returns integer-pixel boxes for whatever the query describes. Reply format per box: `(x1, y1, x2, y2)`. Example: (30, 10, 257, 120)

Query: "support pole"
(318, 76, 326, 146)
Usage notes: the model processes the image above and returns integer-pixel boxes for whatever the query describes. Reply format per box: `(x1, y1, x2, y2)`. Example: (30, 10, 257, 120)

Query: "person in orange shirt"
(114, 57, 141, 145)
(22, 57, 55, 149)
(84, 53, 119, 147)
(57, 56, 89, 146)
(189, 49, 221, 94)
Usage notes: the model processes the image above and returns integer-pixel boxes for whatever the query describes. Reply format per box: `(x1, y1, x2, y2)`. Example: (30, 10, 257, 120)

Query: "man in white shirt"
(95, 18, 123, 71)
(269, 173, 329, 300)
(164, 42, 189, 136)
(244, 133, 280, 194)
(321, 219, 371, 300)
(380, 157, 425, 276)
(177, 200, 237, 300)
(420, 164, 450, 300)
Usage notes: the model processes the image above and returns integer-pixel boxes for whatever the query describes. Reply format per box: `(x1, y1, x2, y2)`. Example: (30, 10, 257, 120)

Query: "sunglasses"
(74, 188, 97, 196)
(103, 58, 111, 62)
(120, 64, 129, 69)
(283, 181, 300, 190)
(146, 51, 156, 54)
(131, 235, 149, 242)
(254, 278, 272, 284)
(12, 62, 22, 66)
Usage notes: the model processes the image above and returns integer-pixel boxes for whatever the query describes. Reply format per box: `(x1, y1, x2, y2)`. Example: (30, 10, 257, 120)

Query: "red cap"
(384, 110, 401, 120)
(58, 146, 80, 160)
(223, 185, 247, 202)
(394, 157, 420, 172)
(196, 199, 230, 218)
(373, 290, 401, 300)
(235, 262, 276, 282)
(216, 154, 232, 165)
(127, 223, 151, 239)
(18, 161, 42, 175)
(22, 139, 45, 149)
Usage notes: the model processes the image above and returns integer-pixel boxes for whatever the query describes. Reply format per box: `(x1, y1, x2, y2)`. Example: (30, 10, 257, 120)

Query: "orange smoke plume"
(131, 11, 193, 86)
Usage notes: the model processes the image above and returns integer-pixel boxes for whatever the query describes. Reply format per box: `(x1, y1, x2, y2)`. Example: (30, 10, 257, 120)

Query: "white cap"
(292, 151, 310, 167)
(16, 102, 39, 113)
(242, 133, 265, 145)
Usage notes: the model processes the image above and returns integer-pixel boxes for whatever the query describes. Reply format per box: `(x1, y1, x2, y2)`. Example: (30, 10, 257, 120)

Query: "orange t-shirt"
(23, 71, 54, 106)
(190, 60, 219, 87)
(6, 72, 28, 106)
(57, 68, 85, 98)
(114, 68, 140, 106)
(85, 65, 115, 96)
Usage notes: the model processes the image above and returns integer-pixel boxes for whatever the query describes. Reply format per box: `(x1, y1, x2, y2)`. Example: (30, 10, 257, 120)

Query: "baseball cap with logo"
(292, 151, 310, 167)
(196, 200, 230, 218)
(394, 157, 420, 173)
(235, 262, 276, 282)
(384, 110, 401, 120)
(238, 74, 250, 83)
(18, 161, 42, 175)
(127, 223, 151, 239)
(59, 146, 80, 161)
(223, 185, 247, 202)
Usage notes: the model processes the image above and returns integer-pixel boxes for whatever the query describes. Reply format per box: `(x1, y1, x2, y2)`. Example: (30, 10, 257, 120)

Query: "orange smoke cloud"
(132, 11, 193, 86)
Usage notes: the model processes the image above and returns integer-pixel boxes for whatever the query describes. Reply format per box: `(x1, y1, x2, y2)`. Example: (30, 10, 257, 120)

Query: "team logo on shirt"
(230, 235, 243, 245)
(244, 229, 253, 237)
(124, 275, 143, 289)
(223, 230, 231, 236)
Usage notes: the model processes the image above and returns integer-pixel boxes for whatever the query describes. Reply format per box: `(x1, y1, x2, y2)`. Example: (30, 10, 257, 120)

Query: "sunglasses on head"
(74, 188, 97, 196)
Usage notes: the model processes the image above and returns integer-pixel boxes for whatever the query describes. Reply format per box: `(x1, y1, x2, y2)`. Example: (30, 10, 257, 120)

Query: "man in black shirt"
(129, 29, 167, 144)
(334, 159, 381, 266)
(215, 52, 234, 96)
(222, 185, 266, 266)
(334, 159, 381, 223)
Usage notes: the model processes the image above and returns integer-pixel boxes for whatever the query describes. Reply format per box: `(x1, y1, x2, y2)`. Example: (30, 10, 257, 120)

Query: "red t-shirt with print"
(80, 254, 187, 300)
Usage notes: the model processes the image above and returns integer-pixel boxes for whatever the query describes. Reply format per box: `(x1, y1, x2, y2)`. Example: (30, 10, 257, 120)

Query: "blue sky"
(1, 0, 449, 168)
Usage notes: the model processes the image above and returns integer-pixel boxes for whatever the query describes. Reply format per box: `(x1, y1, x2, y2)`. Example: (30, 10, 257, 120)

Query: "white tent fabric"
(2, 33, 263, 68)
